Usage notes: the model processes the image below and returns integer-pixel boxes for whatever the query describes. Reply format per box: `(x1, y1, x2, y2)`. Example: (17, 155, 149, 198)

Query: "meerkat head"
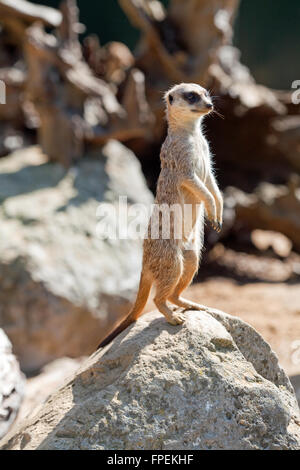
(164, 83, 213, 129)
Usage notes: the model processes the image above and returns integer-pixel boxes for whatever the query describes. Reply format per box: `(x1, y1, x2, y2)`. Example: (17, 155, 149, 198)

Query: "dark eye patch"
(183, 92, 200, 104)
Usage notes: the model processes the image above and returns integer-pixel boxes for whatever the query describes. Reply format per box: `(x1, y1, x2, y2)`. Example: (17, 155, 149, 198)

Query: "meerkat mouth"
(191, 109, 212, 114)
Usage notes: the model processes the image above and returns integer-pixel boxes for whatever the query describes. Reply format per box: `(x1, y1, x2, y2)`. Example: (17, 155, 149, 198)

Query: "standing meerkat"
(99, 83, 223, 347)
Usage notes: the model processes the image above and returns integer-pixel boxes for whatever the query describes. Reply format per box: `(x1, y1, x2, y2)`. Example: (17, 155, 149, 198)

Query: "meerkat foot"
(167, 311, 186, 325)
(169, 296, 209, 312)
(154, 300, 186, 325)
(182, 304, 208, 312)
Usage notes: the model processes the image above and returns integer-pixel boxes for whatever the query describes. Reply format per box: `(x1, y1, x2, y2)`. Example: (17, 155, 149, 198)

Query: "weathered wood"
(0, 0, 62, 27)
(21, 0, 153, 166)
(120, 0, 239, 83)
(119, 0, 300, 189)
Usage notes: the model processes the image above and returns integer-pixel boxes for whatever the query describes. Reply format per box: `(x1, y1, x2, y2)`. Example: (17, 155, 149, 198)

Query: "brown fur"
(99, 83, 223, 348)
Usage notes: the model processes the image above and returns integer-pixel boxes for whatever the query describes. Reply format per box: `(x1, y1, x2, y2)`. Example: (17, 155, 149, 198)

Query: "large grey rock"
(0, 329, 25, 440)
(1, 309, 299, 450)
(0, 142, 153, 372)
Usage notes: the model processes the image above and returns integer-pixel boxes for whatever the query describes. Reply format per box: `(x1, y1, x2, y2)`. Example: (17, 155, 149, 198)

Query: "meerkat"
(99, 83, 223, 348)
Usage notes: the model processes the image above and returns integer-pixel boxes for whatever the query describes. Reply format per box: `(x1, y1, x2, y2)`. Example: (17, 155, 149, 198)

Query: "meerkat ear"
(168, 94, 174, 105)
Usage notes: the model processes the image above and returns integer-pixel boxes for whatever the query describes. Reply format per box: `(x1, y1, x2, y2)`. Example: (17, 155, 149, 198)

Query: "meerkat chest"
(189, 133, 210, 182)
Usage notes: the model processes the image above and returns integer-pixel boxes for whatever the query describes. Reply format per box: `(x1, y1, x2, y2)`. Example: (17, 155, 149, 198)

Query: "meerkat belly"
(155, 169, 179, 205)
(181, 187, 204, 246)
(147, 170, 183, 244)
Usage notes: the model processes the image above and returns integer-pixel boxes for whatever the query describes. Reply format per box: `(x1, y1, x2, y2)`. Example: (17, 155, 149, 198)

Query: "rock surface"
(0, 142, 153, 372)
(10, 357, 85, 435)
(0, 329, 25, 440)
(1, 309, 299, 450)
(185, 280, 300, 377)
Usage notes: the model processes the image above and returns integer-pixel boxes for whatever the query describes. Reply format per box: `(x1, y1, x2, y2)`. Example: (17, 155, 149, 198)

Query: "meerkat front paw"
(209, 218, 222, 233)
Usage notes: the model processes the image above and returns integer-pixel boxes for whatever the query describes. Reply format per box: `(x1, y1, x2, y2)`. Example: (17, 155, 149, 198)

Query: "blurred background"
(0, 0, 299, 438)
(30, 0, 300, 89)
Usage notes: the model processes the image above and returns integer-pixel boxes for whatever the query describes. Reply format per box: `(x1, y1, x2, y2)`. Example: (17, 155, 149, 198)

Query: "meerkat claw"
(216, 222, 222, 233)
(168, 312, 186, 325)
(209, 218, 217, 230)
(212, 220, 222, 232)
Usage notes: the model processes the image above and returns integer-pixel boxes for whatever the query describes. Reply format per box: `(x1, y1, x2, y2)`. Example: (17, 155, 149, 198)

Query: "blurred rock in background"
(0, 141, 152, 373)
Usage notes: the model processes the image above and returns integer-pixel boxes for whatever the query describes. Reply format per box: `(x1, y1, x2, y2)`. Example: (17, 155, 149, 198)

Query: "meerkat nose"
(206, 103, 213, 109)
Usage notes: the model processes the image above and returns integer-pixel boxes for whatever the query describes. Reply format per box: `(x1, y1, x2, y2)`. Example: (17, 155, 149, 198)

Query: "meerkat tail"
(97, 271, 152, 348)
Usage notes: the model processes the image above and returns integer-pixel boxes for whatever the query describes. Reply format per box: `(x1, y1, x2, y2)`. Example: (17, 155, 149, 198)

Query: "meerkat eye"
(183, 92, 200, 104)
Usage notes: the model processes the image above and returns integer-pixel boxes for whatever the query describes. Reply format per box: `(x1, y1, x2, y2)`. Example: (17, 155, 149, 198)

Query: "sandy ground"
(145, 278, 300, 377)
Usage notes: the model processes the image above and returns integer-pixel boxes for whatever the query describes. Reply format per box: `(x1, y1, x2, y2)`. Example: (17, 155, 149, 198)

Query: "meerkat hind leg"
(169, 250, 209, 312)
(154, 265, 186, 325)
